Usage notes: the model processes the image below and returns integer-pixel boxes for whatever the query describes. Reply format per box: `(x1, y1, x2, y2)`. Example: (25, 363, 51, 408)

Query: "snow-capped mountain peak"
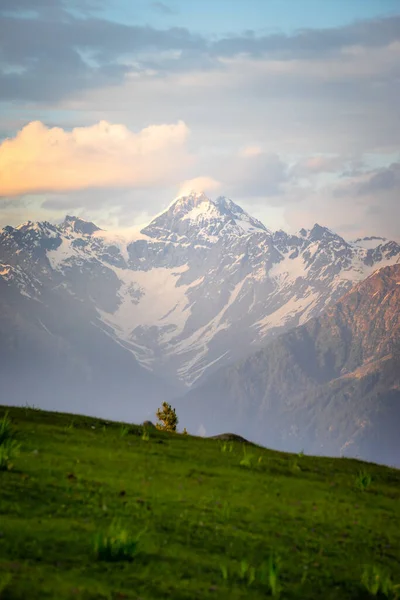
(214, 196, 269, 234)
(303, 223, 340, 242)
(15, 220, 58, 236)
(140, 191, 268, 243)
(60, 215, 101, 236)
(173, 191, 221, 221)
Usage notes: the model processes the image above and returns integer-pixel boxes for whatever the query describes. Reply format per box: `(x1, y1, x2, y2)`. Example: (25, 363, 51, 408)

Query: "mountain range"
(1, 192, 400, 463)
(177, 263, 400, 466)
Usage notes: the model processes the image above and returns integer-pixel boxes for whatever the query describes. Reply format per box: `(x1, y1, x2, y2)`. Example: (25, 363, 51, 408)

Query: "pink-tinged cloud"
(291, 155, 345, 176)
(0, 120, 191, 196)
(239, 145, 264, 157)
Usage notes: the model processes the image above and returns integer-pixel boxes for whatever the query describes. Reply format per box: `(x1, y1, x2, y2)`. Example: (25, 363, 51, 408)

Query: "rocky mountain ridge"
(177, 263, 400, 466)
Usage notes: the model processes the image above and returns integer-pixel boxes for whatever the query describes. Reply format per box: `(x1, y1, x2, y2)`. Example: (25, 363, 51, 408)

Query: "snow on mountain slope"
(2, 190, 400, 390)
(0, 262, 43, 300)
(47, 237, 76, 270)
(96, 264, 191, 346)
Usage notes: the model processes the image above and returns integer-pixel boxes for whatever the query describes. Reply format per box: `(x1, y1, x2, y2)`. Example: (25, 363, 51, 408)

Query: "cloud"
(37, 184, 177, 230)
(0, 120, 191, 196)
(290, 155, 349, 177)
(1, 7, 400, 240)
(211, 17, 400, 60)
(65, 32, 400, 163)
(280, 161, 400, 241)
(329, 162, 400, 199)
(151, 2, 176, 15)
(0, 0, 104, 9)
(211, 151, 290, 198)
(355, 162, 400, 195)
(177, 176, 221, 196)
(0, 7, 205, 102)
(1, 8, 400, 104)
(240, 145, 264, 157)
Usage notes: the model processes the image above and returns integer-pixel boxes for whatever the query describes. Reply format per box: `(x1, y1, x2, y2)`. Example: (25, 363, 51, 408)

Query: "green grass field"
(0, 405, 400, 600)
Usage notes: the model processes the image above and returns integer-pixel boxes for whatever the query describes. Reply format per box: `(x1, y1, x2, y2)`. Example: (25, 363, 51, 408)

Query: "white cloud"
(177, 176, 221, 196)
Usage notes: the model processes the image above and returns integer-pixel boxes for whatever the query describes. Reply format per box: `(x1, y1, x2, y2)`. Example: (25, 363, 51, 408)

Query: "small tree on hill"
(155, 402, 178, 432)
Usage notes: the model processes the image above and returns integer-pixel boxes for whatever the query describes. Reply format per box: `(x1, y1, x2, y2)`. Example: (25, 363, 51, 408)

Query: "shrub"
(361, 565, 400, 598)
(355, 470, 372, 492)
(94, 521, 146, 562)
(239, 446, 254, 468)
(238, 560, 256, 586)
(0, 412, 15, 445)
(269, 555, 281, 597)
(141, 428, 150, 442)
(265, 554, 281, 597)
(155, 402, 178, 432)
(291, 460, 301, 473)
(0, 439, 20, 471)
(221, 441, 234, 453)
(120, 426, 129, 438)
(220, 561, 256, 587)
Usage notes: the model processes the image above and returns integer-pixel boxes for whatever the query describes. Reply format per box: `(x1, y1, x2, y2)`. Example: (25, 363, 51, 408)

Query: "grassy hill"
(0, 406, 400, 600)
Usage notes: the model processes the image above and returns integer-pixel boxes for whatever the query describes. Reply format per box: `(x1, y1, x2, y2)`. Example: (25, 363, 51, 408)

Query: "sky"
(0, 0, 400, 239)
